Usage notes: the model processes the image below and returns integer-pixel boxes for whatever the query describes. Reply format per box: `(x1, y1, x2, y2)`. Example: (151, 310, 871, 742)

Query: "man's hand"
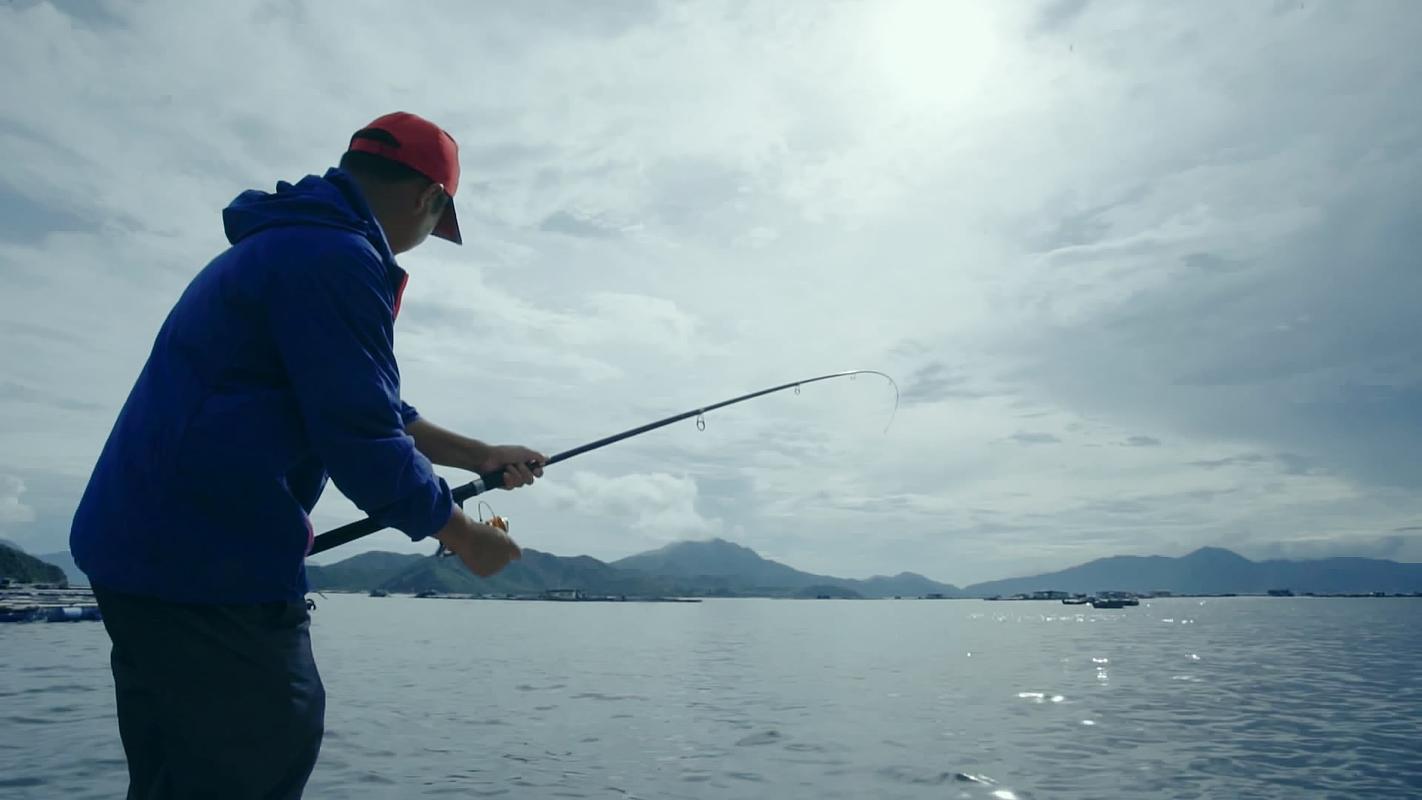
(434, 508, 521, 577)
(477, 444, 547, 490)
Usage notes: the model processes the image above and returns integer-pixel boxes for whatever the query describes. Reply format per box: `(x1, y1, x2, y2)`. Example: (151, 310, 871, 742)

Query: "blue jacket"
(70, 168, 454, 603)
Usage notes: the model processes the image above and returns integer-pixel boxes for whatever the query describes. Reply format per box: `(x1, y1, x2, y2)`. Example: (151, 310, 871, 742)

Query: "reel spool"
(434, 500, 510, 558)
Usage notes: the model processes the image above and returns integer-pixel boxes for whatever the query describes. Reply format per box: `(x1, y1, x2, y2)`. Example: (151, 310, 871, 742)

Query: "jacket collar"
(323, 168, 410, 316)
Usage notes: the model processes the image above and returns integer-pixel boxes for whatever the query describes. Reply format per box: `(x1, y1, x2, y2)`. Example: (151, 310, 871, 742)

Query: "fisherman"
(69, 112, 542, 799)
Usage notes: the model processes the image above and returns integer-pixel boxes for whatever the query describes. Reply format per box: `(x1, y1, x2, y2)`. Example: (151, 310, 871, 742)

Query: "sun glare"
(868, 0, 1002, 113)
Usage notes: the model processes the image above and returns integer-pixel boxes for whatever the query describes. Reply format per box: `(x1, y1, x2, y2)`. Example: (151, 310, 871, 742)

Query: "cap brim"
(433, 201, 462, 245)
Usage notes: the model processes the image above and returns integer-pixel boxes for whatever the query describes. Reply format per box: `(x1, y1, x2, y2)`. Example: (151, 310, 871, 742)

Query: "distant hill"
(611, 538, 963, 598)
(856, 571, 962, 598)
(302, 539, 960, 598)
(0, 543, 67, 585)
(612, 538, 821, 592)
(964, 547, 1422, 596)
(377, 548, 676, 597)
(36, 552, 87, 587)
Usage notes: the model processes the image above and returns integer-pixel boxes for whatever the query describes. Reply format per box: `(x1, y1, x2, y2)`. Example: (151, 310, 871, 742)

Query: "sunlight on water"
(1014, 691, 1068, 706)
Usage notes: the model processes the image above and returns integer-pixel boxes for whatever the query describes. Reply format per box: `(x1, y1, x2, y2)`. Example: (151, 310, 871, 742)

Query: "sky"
(1, 0, 1420, 585)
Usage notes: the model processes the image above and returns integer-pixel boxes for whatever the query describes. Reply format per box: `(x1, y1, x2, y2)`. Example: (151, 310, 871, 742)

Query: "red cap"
(347, 112, 462, 245)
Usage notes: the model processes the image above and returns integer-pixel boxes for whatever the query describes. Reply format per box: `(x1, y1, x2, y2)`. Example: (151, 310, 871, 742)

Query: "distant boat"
(368, 589, 388, 598)
(1061, 597, 1089, 605)
(1090, 598, 1128, 609)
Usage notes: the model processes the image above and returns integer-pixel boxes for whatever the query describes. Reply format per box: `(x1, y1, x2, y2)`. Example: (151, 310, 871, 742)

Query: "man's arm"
(405, 416, 546, 488)
(266, 239, 452, 541)
(405, 417, 489, 472)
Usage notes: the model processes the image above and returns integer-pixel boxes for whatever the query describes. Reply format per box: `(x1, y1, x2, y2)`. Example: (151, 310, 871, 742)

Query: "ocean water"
(3, 595, 1420, 799)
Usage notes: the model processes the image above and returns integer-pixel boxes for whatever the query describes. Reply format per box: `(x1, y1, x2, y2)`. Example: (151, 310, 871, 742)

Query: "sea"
(3, 595, 1420, 799)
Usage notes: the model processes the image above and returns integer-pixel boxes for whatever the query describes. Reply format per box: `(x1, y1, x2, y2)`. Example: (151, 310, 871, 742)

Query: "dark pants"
(93, 586, 326, 800)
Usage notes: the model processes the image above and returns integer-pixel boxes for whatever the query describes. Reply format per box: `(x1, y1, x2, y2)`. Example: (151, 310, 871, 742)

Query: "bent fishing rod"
(308, 369, 898, 556)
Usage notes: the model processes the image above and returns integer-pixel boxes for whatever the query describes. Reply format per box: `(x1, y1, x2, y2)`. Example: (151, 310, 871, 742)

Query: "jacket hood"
(222, 168, 392, 258)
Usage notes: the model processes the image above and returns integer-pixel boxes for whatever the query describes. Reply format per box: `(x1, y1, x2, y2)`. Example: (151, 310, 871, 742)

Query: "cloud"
(538, 209, 625, 239)
(1034, 0, 1092, 32)
(0, 183, 93, 244)
(0, 319, 91, 348)
(995, 4, 1422, 498)
(899, 361, 996, 405)
(1009, 432, 1061, 445)
(0, 380, 105, 412)
(1189, 454, 1272, 470)
(531, 470, 719, 555)
(1, 0, 1420, 581)
(0, 474, 37, 525)
(1186, 451, 1321, 478)
(1240, 533, 1422, 564)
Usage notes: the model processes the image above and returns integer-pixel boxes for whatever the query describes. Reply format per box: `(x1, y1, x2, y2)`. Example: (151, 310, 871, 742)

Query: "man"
(70, 112, 541, 799)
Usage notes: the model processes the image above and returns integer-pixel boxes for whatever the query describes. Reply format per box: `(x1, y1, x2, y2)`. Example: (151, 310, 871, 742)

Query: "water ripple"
(3, 596, 1419, 798)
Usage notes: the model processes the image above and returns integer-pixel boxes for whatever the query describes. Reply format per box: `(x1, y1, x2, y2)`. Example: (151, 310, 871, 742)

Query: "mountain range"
(307, 538, 962, 599)
(962, 546, 1422, 596)
(308, 539, 1422, 597)
(606, 539, 959, 598)
(9, 538, 1421, 597)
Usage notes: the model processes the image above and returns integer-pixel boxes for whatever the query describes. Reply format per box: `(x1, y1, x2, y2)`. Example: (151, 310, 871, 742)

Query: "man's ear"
(419, 183, 447, 216)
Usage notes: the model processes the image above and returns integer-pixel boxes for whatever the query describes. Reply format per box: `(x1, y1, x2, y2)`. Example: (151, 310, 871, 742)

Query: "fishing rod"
(308, 369, 898, 556)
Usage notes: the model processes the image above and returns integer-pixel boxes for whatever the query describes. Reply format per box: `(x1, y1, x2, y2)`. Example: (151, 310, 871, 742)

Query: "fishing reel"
(435, 500, 509, 559)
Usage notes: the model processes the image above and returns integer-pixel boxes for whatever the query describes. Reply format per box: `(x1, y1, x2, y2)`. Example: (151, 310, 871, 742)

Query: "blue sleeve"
(399, 401, 421, 426)
(265, 234, 453, 541)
